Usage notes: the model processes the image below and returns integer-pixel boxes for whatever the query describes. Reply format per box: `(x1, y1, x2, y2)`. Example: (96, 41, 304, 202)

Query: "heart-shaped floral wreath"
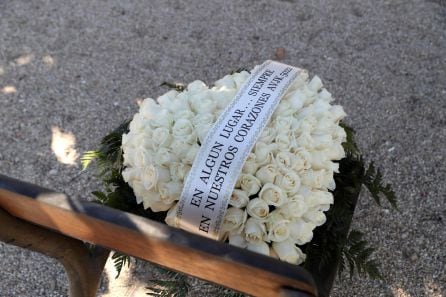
(120, 65, 347, 265)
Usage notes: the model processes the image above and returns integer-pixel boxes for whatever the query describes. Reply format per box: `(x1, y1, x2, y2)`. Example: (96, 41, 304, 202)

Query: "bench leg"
(0, 209, 110, 297)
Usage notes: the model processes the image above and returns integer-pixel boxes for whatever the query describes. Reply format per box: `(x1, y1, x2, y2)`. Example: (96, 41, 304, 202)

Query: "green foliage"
(81, 120, 130, 173)
(363, 162, 398, 209)
(339, 230, 383, 280)
(160, 81, 186, 92)
(146, 268, 189, 297)
(112, 251, 131, 278)
(339, 122, 360, 157)
(146, 267, 244, 297)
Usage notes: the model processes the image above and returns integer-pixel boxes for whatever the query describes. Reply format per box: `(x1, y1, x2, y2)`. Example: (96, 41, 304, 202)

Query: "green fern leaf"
(81, 150, 101, 170)
(91, 191, 108, 204)
(339, 122, 360, 157)
(112, 252, 131, 278)
(363, 162, 398, 209)
(341, 230, 383, 280)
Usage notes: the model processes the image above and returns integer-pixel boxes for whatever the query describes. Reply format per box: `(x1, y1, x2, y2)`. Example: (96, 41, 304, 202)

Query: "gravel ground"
(0, 0, 445, 296)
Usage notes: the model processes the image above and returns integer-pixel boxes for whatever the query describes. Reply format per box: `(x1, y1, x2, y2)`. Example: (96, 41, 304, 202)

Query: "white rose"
(156, 166, 171, 183)
(196, 124, 212, 143)
(274, 133, 291, 150)
(247, 241, 270, 256)
(254, 142, 277, 165)
(314, 118, 336, 135)
(312, 134, 333, 149)
(168, 97, 190, 113)
(244, 218, 267, 243)
(326, 143, 346, 160)
(150, 200, 175, 212)
(171, 139, 191, 159)
(291, 70, 309, 90)
(193, 113, 214, 127)
(310, 150, 330, 170)
(322, 170, 336, 190)
(295, 115, 317, 133)
(139, 190, 173, 212)
(221, 207, 247, 232)
(152, 127, 172, 148)
(190, 90, 217, 114)
(214, 74, 236, 89)
(274, 170, 301, 195)
(158, 181, 182, 204)
(292, 149, 312, 172)
(274, 151, 294, 172)
(139, 98, 161, 119)
(312, 101, 331, 118)
(318, 88, 333, 102)
(121, 132, 132, 147)
(187, 80, 207, 93)
(141, 148, 156, 167)
(289, 220, 316, 245)
(246, 198, 269, 220)
(154, 147, 178, 167)
(301, 169, 335, 190)
(169, 162, 191, 182)
(122, 167, 139, 185)
(278, 198, 308, 219)
(288, 90, 310, 110)
(329, 105, 347, 122)
(303, 209, 327, 226)
(266, 212, 290, 242)
(212, 87, 236, 109)
(273, 116, 294, 131)
(301, 87, 317, 106)
(165, 202, 180, 227)
(174, 109, 195, 121)
(122, 146, 137, 166)
(229, 189, 250, 208)
(237, 174, 261, 196)
(300, 169, 325, 189)
(139, 189, 161, 209)
(287, 90, 305, 111)
(151, 109, 173, 128)
(332, 126, 347, 143)
(228, 231, 248, 248)
(130, 180, 146, 205)
(139, 165, 159, 190)
(308, 75, 323, 92)
(258, 127, 276, 143)
(184, 143, 200, 165)
(304, 190, 333, 209)
(129, 113, 145, 132)
(242, 153, 260, 175)
(259, 183, 287, 207)
(273, 100, 294, 118)
(232, 71, 250, 89)
(296, 131, 315, 149)
(172, 118, 196, 143)
(255, 164, 279, 185)
(313, 204, 331, 212)
(157, 90, 178, 109)
(272, 240, 306, 265)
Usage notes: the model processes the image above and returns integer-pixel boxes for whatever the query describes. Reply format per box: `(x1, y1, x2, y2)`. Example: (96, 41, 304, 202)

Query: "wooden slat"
(0, 175, 317, 297)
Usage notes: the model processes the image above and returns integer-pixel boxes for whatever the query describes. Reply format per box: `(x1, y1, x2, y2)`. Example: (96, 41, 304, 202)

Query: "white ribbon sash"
(176, 60, 300, 239)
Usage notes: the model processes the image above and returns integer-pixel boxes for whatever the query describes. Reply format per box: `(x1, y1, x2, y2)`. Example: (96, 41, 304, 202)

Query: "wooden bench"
(0, 174, 319, 297)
